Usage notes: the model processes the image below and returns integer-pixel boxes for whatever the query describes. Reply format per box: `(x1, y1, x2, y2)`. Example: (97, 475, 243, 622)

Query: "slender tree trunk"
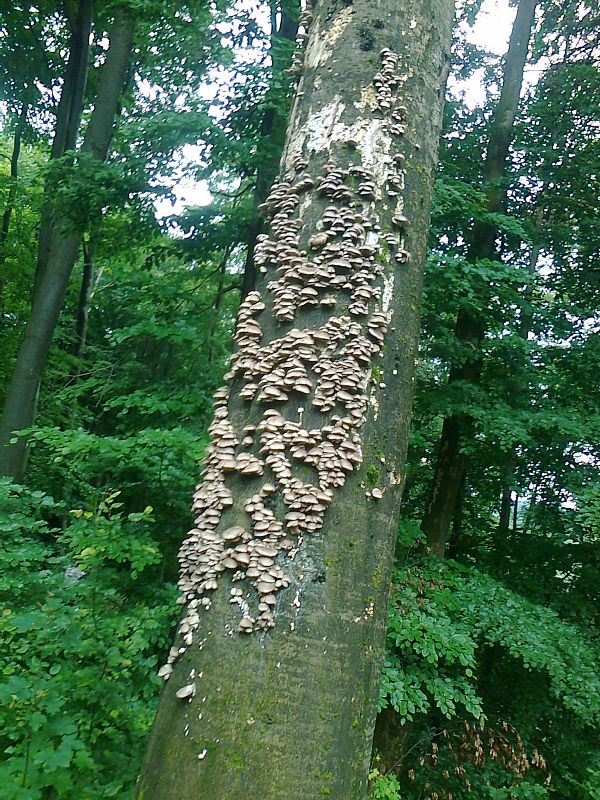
(207, 244, 232, 366)
(447, 473, 465, 557)
(135, 1, 453, 798)
(498, 214, 542, 529)
(240, 0, 299, 298)
(0, 9, 136, 480)
(522, 482, 537, 535)
(499, 484, 513, 532)
(373, 707, 412, 774)
(0, 102, 28, 327)
(74, 232, 96, 357)
(0, 104, 27, 249)
(421, 0, 538, 556)
(52, 0, 94, 157)
(36, 0, 94, 288)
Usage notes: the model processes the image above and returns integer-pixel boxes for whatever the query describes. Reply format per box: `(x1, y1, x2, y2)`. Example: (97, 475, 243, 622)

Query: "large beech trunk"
(240, 0, 299, 297)
(135, 1, 452, 798)
(0, 9, 135, 480)
(421, 0, 538, 556)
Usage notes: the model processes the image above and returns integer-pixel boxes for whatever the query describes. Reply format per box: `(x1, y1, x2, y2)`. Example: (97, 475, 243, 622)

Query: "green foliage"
(380, 554, 600, 797)
(368, 768, 403, 799)
(382, 557, 600, 725)
(380, 565, 483, 723)
(0, 2, 285, 794)
(0, 479, 178, 798)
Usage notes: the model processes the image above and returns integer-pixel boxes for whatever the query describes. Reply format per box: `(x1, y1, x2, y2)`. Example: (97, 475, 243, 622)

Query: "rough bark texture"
(373, 706, 412, 774)
(421, 0, 538, 556)
(136, 1, 452, 798)
(240, 0, 299, 298)
(0, 9, 135, 480)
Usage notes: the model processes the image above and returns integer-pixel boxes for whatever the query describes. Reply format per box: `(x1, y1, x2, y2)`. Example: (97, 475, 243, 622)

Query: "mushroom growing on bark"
(137, 0, 453, 798)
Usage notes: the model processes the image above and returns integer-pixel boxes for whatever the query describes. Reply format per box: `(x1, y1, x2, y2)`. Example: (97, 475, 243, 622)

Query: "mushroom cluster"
(161, 46, 411, 688)
(372, 49, 412, 265)
(284, 4, 314, 81)
(374, 47, 401, 111)
(257, 191, 387, 324)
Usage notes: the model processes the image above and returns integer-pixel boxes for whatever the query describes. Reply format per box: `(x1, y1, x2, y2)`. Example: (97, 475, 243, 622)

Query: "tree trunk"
(0, 102, 28, 327)
(421, 0, 538, 556)
(0, 8, 135, 480)
(36, 0, 94, 288)
(498, 214, 542, 530)
(240, 0, 299, 298)
(135, 1, 452, 798)
(74, 232, 96, 358)
(52, 0, 94, 158)
(206, 244, 233, 366)
(373, 707, 412, 773)
(499, 484, 513, 532)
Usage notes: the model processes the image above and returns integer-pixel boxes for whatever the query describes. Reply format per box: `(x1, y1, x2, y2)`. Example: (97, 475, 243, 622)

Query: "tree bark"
(36, 0, 94, 288)
(421, 0, 538, 556)
(372, 706, 412, 774)
(0, 8, 135, 480)
(135, 1, 452, 798)
(52, 0, 94, 158)
(240, 0, 299, 298)
(0, 104, 27, 250)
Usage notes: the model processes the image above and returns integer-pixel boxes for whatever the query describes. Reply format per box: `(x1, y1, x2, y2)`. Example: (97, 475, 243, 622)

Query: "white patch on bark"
(382, 273, 395, 313)
(304, 16, 327, 69)
(286, 101, 394, 180)
(301, 96, 346, 154)
(369, 384, 380, 419)
(327, 6, 354, 48)
(346, 118, 393, 180)
(365, 230, 380, 249)
(388, 468, 402, 486)
(305, 6, 354, 69)
(357, 85, 379, 112)
(298, 193, 313, 218)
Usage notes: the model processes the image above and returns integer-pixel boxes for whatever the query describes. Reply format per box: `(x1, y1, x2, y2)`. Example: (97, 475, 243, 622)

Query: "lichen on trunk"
(136, 1, 452, 797)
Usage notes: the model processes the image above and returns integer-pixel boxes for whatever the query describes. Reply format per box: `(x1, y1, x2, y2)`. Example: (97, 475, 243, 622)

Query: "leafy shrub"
(0, 479, 178, 798)
(368, 768, 403, 799)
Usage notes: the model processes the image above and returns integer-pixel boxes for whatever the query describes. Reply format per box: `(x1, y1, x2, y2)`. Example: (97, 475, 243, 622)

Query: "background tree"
(420, 0, 538, 557)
